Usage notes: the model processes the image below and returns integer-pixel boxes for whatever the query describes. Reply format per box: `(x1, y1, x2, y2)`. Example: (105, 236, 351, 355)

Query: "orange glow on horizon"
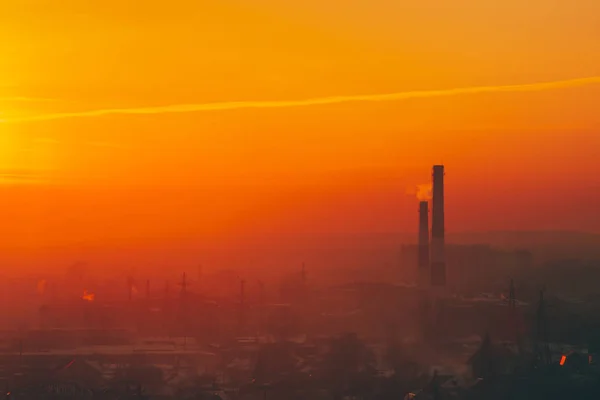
(82, 290, 95, 302)
(0, 0, 598, 269)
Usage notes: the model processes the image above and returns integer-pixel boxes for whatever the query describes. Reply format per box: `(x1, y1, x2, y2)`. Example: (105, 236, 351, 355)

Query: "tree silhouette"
(470, 332, 496, 381)
(323, 333, 376, 400)
(253, 343, 297, 384)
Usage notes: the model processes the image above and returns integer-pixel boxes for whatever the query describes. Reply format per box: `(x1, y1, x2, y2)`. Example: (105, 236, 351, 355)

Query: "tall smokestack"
(431, 165, 446, 287)
(418, 201, 430, 286)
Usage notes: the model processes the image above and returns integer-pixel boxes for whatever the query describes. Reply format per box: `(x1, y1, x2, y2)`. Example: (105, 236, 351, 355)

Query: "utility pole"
(178, 273, 190, 347)
(508, 279, 516, 329)
(509, 279, 516, 310)
(534, 287, 551, 368)
(164, 280, 170, 300)
(197, 265, 203, 294)
(18, 339, 22, 371)
(431, 370, 440, 400)
(238, 279, 246, 336)
(257, 382, 271, 400)
(508, 278, 518, 344)
(164, 280, 171, 338)
(258, 281, 265, 338)
(301, 263, 308, 302)
(180, 272, 188, 297)
(127, 276, 134, 301)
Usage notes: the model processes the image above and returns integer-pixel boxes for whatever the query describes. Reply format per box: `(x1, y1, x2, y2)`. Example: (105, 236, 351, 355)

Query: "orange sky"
(1, 0, 599, 260)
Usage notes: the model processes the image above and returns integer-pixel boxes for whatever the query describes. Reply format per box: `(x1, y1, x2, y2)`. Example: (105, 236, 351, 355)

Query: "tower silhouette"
(534, 287, 551, 367)
(238, 279, 246, 336)
(508, 279, 518, 342)
(177, 273, 190, 344)
(127, 276, 135, 301)
(430, 165, 446, 287)
(258, 281, 265, 337)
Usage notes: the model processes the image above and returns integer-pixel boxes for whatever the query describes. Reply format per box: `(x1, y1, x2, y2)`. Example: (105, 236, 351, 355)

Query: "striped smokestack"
(431, 165, 446, 286)
(418, 201, 430, 286)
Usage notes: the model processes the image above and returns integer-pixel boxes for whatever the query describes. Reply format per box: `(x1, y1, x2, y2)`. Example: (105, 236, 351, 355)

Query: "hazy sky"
(1, 0, 599, 254)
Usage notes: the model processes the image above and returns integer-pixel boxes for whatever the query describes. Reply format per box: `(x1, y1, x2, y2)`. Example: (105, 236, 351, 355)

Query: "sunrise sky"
(1, 0, 599, 259)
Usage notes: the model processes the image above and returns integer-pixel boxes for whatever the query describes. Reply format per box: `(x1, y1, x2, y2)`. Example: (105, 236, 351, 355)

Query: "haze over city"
(0, 1, 599, 399)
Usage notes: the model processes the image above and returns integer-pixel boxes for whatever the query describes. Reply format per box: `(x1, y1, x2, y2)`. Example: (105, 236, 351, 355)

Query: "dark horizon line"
(0, 229, 598, 251)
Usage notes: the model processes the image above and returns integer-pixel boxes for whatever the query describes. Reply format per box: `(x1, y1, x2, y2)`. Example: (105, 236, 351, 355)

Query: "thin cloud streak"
(3, 76, 600, 123)
(0, 97, 54, 102)
(87, 141, 127, 149)
(33, 137, 60, 144)
(0, 169, 46, 185)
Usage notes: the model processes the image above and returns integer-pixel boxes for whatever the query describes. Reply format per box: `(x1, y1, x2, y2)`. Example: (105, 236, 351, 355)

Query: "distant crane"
(507, 278, 525, 356)
(177, 272, 190, 346)
(178, 272, 189, 298)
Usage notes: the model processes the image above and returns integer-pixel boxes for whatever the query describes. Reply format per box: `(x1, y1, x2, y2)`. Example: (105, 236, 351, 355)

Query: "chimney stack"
(418, 201, 430, 286)
(431, 165, 446, 287)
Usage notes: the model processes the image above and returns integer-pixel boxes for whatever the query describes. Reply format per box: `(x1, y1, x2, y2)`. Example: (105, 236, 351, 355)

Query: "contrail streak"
(3, 76, 599, 123)
(0, 97, 54, 102)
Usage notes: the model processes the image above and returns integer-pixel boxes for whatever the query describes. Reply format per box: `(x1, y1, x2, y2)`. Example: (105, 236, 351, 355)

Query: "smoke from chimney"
(406, 183, 433, 201)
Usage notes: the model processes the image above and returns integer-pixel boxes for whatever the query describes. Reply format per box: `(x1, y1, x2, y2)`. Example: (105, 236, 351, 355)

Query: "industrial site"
(1, 165, 599, 400)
